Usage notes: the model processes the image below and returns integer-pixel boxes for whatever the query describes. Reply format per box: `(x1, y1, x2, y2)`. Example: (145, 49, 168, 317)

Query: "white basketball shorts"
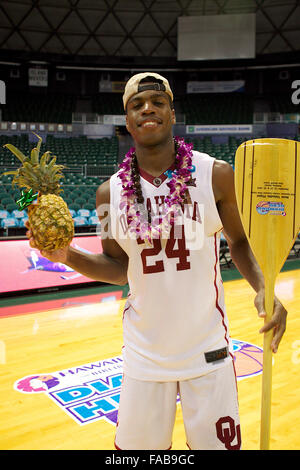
(114, 360, 241, 450)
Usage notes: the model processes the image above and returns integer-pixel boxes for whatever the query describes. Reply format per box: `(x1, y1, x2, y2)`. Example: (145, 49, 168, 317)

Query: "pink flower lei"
(118, 136, 193, 245)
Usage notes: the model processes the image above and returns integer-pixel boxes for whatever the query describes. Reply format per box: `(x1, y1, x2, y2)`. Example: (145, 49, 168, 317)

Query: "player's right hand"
(25, 220, 70, 264)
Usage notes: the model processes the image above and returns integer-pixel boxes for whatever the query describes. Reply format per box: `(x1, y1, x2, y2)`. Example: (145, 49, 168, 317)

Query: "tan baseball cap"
(123, 72, 173, 110)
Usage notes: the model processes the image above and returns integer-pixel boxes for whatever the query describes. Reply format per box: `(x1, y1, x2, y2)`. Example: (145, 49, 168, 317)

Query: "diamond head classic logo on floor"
(14, 340, 263, 426)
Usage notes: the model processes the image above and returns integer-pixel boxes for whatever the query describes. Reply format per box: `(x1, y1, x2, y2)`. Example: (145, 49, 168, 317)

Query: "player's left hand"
(254, 289, 287, 353)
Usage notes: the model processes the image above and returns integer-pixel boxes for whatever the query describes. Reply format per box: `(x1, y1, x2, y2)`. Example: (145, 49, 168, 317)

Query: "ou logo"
(216, 416, 241, 450)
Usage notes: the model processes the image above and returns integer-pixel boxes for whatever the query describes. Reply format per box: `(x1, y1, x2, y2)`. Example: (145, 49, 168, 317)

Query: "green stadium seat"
(88, 198, 96, 206)
(84, 203, 96, 211)
(74, 197, 86, 207)
(1, 197, 15, 206)
(68, 203, 81, 212)
(6, 202, 19, 212)
(63, 198, 74, 206)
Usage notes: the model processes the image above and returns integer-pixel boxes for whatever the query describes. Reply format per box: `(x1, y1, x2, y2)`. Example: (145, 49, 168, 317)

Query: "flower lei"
(118, 136, 193, 245)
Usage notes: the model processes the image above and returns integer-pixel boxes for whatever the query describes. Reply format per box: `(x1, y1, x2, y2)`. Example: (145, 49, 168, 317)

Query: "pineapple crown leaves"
(1, 133, 66, 195)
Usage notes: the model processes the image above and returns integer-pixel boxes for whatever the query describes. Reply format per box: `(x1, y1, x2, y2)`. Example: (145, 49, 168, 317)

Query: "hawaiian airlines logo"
(16, 375, 60, 393)
(14, 340, 263, 427)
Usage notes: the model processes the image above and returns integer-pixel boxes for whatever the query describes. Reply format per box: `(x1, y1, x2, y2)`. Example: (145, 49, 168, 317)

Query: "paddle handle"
(260, 278, 275, 450)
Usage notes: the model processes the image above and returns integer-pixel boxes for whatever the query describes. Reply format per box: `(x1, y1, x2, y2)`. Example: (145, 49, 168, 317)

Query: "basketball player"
(26, 73, 287, 450)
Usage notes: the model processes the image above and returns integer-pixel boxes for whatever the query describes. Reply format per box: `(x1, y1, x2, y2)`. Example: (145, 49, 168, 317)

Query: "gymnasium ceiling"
(0, 0, 300, 60)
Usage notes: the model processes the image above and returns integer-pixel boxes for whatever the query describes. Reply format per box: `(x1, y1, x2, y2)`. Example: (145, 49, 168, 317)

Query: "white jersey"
(109, 150, 233, 381)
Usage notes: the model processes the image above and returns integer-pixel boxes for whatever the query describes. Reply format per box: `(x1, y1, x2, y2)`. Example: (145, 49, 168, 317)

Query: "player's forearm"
(228, 238, 265, 293)
(65, 246, 128, 286)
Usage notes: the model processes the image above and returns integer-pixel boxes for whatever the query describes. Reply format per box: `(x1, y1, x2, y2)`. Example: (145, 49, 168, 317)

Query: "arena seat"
(73, 216, 88, 226)
(10, 209, 26, 219)
(0, 196, 15, 207)
(87, 198, 96, 207)
(1, 217, 19, 228)
(77, 209, 91, 218)
(0, 209, 9, 219)
(84, 203, 96, 212)
(5, 202, 18, 213)
(74, 197, 87, 207)
(19, 217, 29, 227)
(88, 216, 99, 225)
(62, 197, 74, 206)
(68, 203, 81, 212)
(68, 209, 77, 218)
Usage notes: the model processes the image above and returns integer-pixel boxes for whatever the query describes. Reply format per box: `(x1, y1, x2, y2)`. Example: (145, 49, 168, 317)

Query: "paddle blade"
(234, 138, 300, 284)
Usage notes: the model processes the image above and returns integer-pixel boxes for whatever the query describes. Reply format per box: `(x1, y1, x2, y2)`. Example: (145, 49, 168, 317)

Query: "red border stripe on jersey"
(122, 304, 131, 320)
(213, 233, 230, 349)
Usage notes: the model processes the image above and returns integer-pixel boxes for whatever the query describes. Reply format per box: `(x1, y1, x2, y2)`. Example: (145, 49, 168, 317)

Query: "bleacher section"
(0, 134, 119, 234)
(181, 93, 254, 125)
(267, 93, 299, 114)
(0, 134, 119, 167)
(2, 93, 76, 124)
(91, 94, 124, 115)
(44, 135, 119, 166)
(0, 167, 106, 223)
(0, 172, 105, 233)
(1, 91, 297, 127)
(185, 135, 249, 166)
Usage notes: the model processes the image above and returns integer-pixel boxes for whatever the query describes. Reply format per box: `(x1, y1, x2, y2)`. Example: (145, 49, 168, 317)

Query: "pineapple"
(2, 134, 74, 251)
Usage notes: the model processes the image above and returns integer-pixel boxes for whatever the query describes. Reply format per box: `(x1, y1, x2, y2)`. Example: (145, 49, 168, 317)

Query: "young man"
(27, 72, 287, 450)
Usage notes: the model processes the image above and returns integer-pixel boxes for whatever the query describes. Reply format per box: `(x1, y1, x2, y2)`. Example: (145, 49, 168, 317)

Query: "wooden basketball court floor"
(0, 268, 299, 451)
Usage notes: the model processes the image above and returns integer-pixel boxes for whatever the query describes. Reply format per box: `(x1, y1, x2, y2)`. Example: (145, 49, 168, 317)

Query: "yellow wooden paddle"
(234, 138, 300, 450)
